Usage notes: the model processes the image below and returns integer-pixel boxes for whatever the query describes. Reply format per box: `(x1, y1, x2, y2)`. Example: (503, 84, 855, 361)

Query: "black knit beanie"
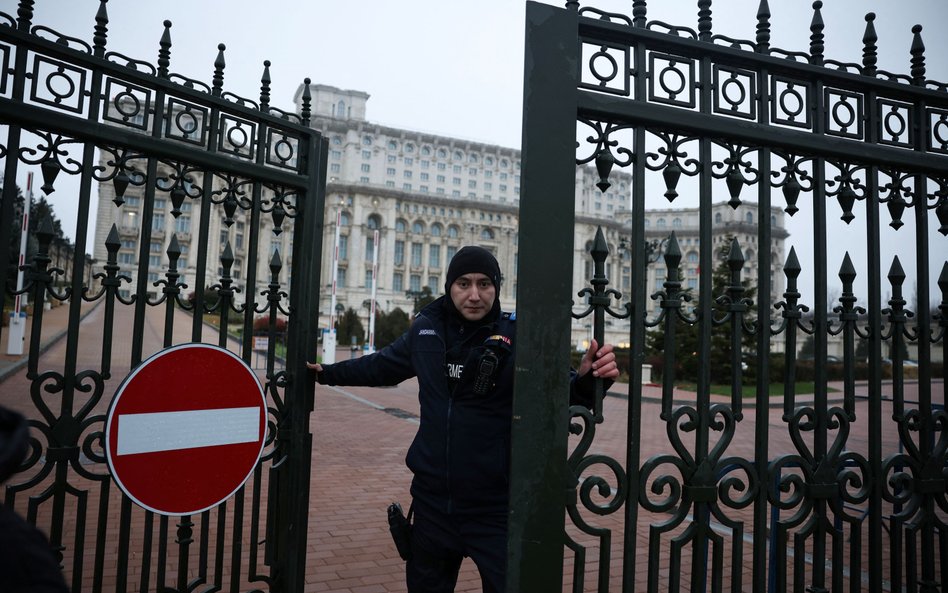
(444, 246, 502, 293)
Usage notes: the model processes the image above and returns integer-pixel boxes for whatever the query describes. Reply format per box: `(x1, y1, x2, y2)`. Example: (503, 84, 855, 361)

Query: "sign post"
(105, 344, 267, 516)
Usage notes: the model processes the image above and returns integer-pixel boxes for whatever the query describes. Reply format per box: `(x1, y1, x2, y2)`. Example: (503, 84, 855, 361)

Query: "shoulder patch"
(418, 328, 437, 336)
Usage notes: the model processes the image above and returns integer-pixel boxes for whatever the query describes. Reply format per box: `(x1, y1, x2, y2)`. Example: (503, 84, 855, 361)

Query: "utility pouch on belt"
(387, 502, 412, 561)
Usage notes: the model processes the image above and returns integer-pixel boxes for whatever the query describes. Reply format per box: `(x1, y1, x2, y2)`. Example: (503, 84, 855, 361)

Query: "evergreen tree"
(374, 307, 410, 348)
(409, 286, 436, 315)
(336, 307, 365, 348)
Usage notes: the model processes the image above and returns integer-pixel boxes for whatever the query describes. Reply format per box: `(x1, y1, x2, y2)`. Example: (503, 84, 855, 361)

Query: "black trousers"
(406, 503, 507, 593)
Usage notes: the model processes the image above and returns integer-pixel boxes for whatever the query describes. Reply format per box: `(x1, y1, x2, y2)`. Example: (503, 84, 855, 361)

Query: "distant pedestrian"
(0, 406, 70, 593)
(309, 245, 618, 592)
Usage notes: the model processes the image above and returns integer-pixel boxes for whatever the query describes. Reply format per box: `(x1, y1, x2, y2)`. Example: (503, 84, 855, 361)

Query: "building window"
(330, 163, 341, 173)
(403, 183, 412, 191)
(396, 219, 408, 233)
(431, 223, 443, 237)
(437, 175, 445, 183)
(453, 178, 461, 185)
(150, 241, 162, 253)
(485, 156, 494, 166)
(656, 218, 666, 229)
(404, 170, 413, 179)
(360, 176, 369, 183)
(410, 274, 422, 292)
(361, 164, 370, 173)
(469, 153, 478, 163)
(421, 160, 429, 169)
(386, 181, 395, 188)
(715, 212, 723, 224)
(332, 136, 342, 145)
(365, 235, 375, 260)
(387, 168, 396, 176)
(469, 167, 478, 175)
(422, 146, 432, 156)
(429, 245, 441, 268)
(388, 140, 398, 150)
(438, 148, 447, 158)
(437, 162, 446, 170)
(453, 165, 462, 174)
(367, 214, 381, 230)
(362, 150, 371, 159)
(362, 135, 373, 145)
(388, 155, 397, 163)
(480, 228, 495, 240)
(428, 275, 439, 292)
(405, 157, 413, 166)
(337, 267, 346, 286)
(746, 212, 754, 223)
(393, 272, 404, 291)
(673, 218, 682, 228)
(405, 143, 415, 153)
(446, 244, 458, 262)
(394, 240, 405, 265)
(411, 243, 423, 266)
(338, 234, 348, 260)
(152, 213, 165, 230)
(420, 172, 429, 181)
(468, 180, 476, 189)
(412, 220, 425, 234)
(176, 216, 191, 233)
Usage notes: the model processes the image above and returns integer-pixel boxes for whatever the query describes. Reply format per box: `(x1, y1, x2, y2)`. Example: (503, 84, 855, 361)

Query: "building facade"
(93, 84, 789, 350)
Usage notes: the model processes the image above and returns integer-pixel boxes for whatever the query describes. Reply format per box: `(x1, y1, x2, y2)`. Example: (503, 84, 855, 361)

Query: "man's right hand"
(306, 362, 323, 373)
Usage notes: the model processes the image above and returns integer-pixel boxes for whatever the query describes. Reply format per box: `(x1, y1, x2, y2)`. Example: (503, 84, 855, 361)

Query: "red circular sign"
(105, 344, 267, 516)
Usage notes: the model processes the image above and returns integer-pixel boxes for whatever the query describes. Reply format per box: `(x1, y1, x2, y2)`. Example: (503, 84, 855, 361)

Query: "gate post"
(508, 3, 579, 591)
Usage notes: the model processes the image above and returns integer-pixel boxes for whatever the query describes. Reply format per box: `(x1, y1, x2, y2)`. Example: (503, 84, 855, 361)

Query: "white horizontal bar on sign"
(117, 407, 261, 455)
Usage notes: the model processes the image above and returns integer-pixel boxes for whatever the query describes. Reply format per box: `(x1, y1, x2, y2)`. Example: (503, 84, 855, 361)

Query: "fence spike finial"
(809, 1, 824, 65)
(16, 0, 34, 32)
(212, 43, 226, 96)
(632, 0, 647, 27)
(910, 24, 925, 85)
(157, 20, 172, 78)
(93, 0, 109, 56)
(862, 13, 877, 75)
(756, 0, 771, 53)
(300, 78, 312, 126)
(697, 0, 712, 41)
(565, 0, 579, 11)
(260, 60, 272, 111)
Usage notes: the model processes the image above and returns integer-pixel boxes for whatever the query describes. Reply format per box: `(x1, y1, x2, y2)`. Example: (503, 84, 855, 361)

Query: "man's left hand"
(579, 339, 619, 380)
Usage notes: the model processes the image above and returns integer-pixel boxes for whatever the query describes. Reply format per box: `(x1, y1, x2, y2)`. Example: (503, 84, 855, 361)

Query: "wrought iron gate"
(511, 1, 947, 592)
(0, 2, 325, 591)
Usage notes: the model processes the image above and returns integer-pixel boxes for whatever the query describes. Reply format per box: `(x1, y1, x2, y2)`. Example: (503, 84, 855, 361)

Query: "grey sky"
(6, 0, 947, 303)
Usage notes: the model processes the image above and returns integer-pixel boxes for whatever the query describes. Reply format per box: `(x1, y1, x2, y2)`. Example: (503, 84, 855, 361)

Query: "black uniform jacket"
(316, 297, 597, 516)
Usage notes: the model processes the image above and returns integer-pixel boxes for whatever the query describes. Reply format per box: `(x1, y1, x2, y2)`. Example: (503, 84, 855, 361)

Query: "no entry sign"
(105, 343, 267, 516)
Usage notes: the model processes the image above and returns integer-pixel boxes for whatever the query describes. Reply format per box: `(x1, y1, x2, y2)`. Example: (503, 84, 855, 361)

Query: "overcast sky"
(6, 0, 947, 304)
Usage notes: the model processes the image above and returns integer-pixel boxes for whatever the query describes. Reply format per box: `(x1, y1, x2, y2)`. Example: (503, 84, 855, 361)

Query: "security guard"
(309, 246, 618, 592)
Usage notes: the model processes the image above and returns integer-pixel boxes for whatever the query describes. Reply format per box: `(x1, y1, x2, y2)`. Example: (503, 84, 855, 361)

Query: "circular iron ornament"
(778, 85, 804, 119)
(113, 91, 141, 119)
(589, 49, 619, 84)
(659, 64, 687, 97)
(46, 69, 76, 104)
(273, 137, 294, 162)
(932, 115, 948, 147)
(227, 125, 249, 150)
(175, 109, 199, 135)
(884, 108, 906, 139)
(831, 100, 856, 131)
(721, 76, 746, 109)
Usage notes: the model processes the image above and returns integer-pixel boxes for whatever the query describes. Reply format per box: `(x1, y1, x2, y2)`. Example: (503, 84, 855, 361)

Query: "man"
(308, 246, 618, 592)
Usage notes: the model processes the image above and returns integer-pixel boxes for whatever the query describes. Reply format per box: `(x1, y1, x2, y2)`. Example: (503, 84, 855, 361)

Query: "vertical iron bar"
(753, 56, 773, 589)
(622, 40, 649, 592)
(509, 3, 579, 591)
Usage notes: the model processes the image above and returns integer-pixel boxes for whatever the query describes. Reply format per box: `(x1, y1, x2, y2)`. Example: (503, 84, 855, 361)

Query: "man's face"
(450, 273, 496, 322)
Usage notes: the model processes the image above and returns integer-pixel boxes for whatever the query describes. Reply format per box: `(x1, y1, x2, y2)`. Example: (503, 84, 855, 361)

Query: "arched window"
(656, 218, 666, 229)
(687, 251, 699, 264)
(421, 145, 432, 156)
(715, 212, 723, 224)
(746, 212, 753, 224)
(367, 214, 382, 230)
(672, 217, 682, 228)
(431, 223, 443, 237)
(362, 135, 373, 146)
(336, 100, 345, 117)
(480, 228, 495, 240)
(500, 159, 509, 168)
(746, 248, 755, 261)
(331, 136, 342, 145)
(395, 218, 407, 232)
(485, 156, 494, 166)
(447, 225, 460, 238)
(339, 211, 351, 226)
(644, 219, 651, 228)
(437, 148, 447, 158)
(771, 215, 776, 227)
(388, 139, 398, 150)
(412, 220, 425, 234)
(454, 150, 463, 160)
(469, 153, 478, 163)
(405, 143, 415, 153)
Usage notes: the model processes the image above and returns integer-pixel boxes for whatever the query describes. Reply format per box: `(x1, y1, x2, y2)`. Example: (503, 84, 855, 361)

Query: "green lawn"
(673, 382, 838, 397)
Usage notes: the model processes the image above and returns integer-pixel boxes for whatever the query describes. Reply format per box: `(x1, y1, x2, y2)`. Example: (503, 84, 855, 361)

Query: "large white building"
(93, 83, 789, 349)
